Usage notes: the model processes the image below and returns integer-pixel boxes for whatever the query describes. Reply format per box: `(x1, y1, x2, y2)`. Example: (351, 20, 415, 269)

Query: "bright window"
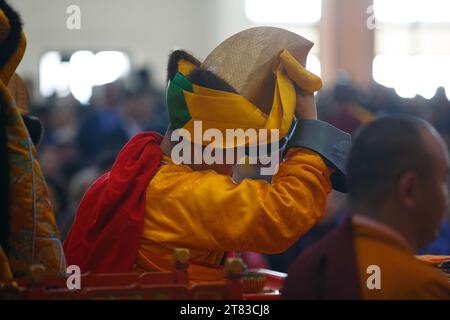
(40, 50, 130, 104)
(244, 0, 322, 72)
(373, 54, 450, 99)
(245, 0, 321, 24)
(306, 54, 321, 78)
(373, 0, 450, 99)
(374, 0, 450, 23)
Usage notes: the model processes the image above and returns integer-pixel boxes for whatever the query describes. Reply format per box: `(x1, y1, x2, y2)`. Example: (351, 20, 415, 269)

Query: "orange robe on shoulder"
(353, 217, 450, 300)
(282, 217, 450, 299)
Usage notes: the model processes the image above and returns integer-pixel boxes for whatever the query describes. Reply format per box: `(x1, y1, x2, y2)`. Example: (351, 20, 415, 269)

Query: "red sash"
(63, 132, 163, 273)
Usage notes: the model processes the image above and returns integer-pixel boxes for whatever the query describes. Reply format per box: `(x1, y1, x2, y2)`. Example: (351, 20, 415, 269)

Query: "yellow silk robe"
(354, 217, 450, 299)
(137, 148, 332, 282)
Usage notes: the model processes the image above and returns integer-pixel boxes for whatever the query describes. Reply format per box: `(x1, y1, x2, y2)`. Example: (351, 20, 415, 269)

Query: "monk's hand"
(278, 50, 321, 121)
(294, 88, 317, 120)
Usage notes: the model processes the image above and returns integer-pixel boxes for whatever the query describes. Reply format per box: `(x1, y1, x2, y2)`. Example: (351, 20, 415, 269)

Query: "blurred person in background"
(77, 81, 126, 162)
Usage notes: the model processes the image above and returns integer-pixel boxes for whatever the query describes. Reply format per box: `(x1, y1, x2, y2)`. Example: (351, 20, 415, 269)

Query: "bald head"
(347, 115, 450, 247)
(347, 115, 447, 210)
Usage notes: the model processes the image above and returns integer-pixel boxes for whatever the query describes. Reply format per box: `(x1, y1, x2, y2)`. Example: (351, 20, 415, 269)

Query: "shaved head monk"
(283, 116, 450, 299)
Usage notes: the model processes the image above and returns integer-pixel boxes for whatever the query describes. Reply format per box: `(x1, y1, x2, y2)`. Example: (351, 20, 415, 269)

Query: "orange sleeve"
(146, 148, 333, 254)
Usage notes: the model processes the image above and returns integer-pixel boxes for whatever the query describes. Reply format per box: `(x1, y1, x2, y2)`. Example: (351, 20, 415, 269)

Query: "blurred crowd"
(29, 68, 169, 239)
(28, 69, 450, 272)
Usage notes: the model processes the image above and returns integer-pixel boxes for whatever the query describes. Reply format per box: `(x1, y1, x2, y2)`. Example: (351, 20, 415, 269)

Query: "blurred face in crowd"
(401, 126, 450, 248)
(122, 92, 156, 127)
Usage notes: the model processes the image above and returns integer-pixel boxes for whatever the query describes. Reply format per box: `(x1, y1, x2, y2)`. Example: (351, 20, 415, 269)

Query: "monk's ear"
(167, 50, 201, 83)
(398, 171, 419, 209)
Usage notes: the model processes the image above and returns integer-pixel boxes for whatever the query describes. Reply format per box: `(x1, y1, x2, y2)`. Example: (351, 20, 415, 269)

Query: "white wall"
(10, 0, 325, 91)
(11, 0, 240, 88)
(8, 0, 373, 91)
(11, 0, 314, 88)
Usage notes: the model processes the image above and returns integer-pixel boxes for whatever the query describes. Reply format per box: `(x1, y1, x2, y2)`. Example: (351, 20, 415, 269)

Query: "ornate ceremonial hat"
(202, 27, 315, 114)
(166, 26, 322, 148)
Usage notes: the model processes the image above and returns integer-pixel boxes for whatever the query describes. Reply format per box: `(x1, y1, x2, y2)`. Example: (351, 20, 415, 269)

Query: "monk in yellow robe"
(283, 116, 450, 299)
(65, 27, 351, 283)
